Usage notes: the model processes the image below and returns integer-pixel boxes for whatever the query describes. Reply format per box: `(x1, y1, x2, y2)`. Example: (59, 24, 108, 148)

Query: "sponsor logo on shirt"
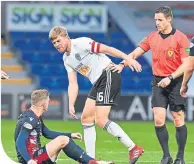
(23, 122, 33, 129)
(75, 63, 90, 76)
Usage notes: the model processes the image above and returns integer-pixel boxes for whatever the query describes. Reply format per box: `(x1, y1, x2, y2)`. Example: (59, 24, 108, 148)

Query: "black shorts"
(151, 76, 187, 112)
(88, 68, 121, 106)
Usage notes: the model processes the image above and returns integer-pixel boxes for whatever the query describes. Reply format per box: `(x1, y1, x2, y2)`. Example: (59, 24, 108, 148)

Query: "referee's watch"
(168, 75, 174, 81)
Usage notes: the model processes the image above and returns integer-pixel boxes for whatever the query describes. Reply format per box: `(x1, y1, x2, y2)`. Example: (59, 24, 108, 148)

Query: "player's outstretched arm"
(99, 44, 142, 72)
(110, 47, 145, 73)
(67, 71, 79, 119)
(42, 121, 72, 139)
(121, 47, 145, 66)
(42, 120, 82, 140)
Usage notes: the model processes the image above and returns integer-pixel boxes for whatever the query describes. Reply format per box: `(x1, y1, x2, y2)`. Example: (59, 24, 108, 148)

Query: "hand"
(1, 70, 9, 79)
(125, 57, 142, 72)
(180, 84, 188, 97)
(71, 133, 82, 140)
(109, 64, 124, 73)
(157, 77, 171, 88)
(27, 159, 37, 164)
(69, 105, 78, 119)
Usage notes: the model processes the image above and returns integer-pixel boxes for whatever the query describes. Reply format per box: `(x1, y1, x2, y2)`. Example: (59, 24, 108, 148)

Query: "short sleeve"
(138, 33, 153, 52)
(77, 37, 101, 53)
(78, 37, 93, 52)
(179, 34, 190, 58)
(64, 62, 74, 73)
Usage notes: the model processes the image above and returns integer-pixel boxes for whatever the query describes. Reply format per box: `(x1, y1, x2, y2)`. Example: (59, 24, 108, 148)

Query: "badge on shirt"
(75, 53, 81, 61)
(185, 48, 190, 53)
(167, 50, 174, 57)
(23, 122, 33, 129)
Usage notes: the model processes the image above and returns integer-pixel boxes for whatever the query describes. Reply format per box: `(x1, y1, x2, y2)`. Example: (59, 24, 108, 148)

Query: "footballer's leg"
(171, 110, 186, 164)
(170, 83, 187, 164)
(81, 98, 97, 158)
(95, 106, 144, 164)
(44, 135, 114, 164)
(95, 69, 144, 164)
(152, 77, 173, 164)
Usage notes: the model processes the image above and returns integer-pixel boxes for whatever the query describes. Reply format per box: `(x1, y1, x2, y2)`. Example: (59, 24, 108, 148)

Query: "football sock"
(176, 124, 187, 160)
(62, 139, 93, 164)
(82, 123, 96, 158)
(155, 124, 170, 157)
(103, 120, 135, 150)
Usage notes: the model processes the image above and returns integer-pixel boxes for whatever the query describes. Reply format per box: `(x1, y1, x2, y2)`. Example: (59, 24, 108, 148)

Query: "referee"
(111, 6, 190, 164)
(180, 37, 194, 97)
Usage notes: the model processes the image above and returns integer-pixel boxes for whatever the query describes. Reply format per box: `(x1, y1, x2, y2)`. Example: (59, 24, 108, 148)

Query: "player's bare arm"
(110, 47, 145, 73)
(180, 57, 194, 97)
(67, 71, 79, 119)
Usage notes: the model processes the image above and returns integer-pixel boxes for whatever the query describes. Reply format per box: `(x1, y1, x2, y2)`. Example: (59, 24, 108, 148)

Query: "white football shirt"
(63, 37, 112, 84)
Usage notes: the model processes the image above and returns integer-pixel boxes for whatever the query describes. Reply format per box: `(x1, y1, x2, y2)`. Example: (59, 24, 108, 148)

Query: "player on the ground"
(49, 26, 144, 164)
(110, 6, 190, 164)
(15, 89, 113, 164)
(180, 37, 194, 97)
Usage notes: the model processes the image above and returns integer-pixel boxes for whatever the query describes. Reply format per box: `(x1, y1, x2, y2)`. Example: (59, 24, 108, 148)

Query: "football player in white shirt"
(49, 26, 144, 164)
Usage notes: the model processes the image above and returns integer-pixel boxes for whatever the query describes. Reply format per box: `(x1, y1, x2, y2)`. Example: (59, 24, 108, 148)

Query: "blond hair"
(31, 89, 49, 106)
(49, 26, 69, 41)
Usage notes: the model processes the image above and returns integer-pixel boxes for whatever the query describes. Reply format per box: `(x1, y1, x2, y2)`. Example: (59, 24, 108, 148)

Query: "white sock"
(104, 120, 135, 151)
(82, 123, 96, 158)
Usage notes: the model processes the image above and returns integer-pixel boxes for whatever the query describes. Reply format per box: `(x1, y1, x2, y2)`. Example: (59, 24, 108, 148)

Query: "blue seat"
(110, 32, 128, 39)
(49, 52, 63, 63)
(17, 40, 36, 51)
(48, 65, 67, 76)
(10, 32, 27, 39)
(39, 76, 68, 90)
(38, 39, 55, 51)
(40, 32, 49, 39)
(22, 52, 50, 63)
(26, 32, 41, 39)
(31, 64, 51, 76)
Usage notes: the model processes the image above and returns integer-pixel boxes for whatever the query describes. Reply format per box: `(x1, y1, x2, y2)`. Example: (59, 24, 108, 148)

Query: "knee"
(81, 113, 94, 124)
(172, 111, 185, 127)
(95, 117, 107, 128)
(56, 136, 69, 148)
(154, 114, 165, 126)
(173, 116, 184, 127)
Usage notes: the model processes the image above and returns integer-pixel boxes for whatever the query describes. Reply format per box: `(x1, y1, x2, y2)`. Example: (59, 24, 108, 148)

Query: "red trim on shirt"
(97, 43, 101, 53)
(91, 41, 95, 52)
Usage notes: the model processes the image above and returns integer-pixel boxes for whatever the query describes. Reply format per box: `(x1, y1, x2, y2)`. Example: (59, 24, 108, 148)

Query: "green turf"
(1, 120, 194, 163)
